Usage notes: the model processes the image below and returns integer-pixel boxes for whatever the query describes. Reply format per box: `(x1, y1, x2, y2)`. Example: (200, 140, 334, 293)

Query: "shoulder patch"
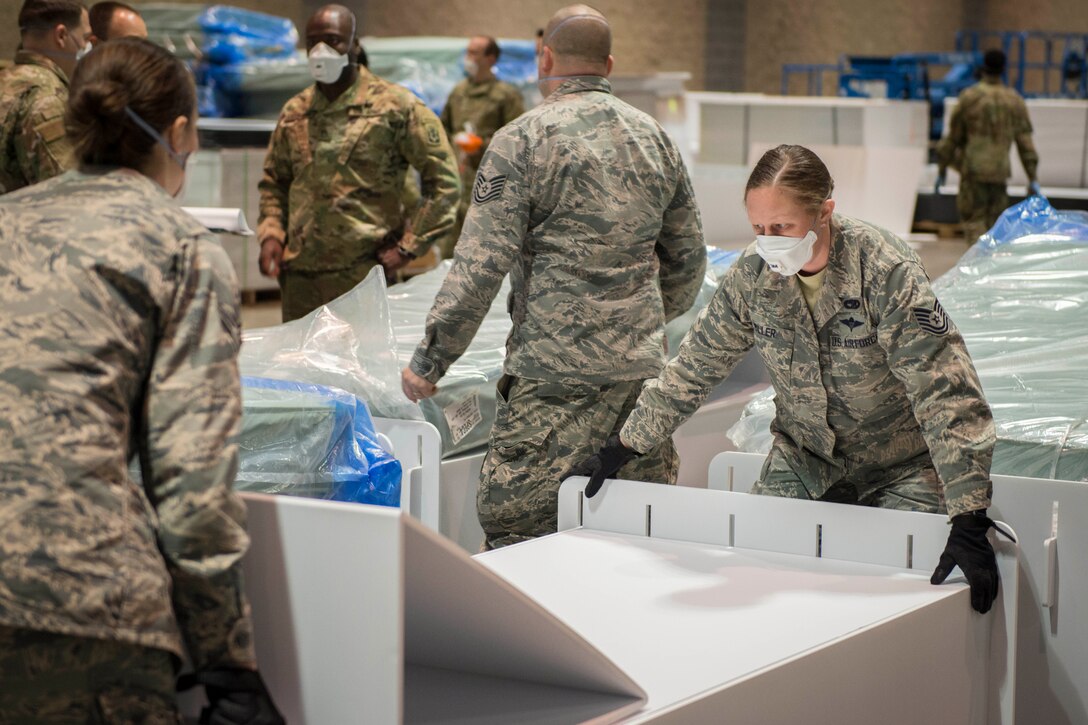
(425, 122, 442, 146)
(473, 173, 508, 204)
(911, 300, 950, 335)
(37, 117, 66, 143)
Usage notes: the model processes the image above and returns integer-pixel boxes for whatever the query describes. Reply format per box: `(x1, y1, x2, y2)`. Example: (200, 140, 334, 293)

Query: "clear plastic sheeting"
(236, 377, 402, 506)
(389, 249, 740, 459)
(239, 266, 423, 423)
(728, 197, 1088, 482)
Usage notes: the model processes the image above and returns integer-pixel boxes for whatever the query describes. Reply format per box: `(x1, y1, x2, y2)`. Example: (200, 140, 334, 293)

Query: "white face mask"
(463, 58, 479, 77)
(308, 42, 348, 84)
(755, 229, 818, 276)
(75, 39, 92, 61)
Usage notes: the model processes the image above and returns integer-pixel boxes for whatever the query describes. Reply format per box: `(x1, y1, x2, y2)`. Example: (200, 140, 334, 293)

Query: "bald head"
(543, 4, 611, 65)
(306, 4, 356, 43)
(89, 2, 146, 44)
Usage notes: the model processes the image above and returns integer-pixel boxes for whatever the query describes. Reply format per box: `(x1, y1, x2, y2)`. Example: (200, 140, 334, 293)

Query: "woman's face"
(746, 185, 817, 239)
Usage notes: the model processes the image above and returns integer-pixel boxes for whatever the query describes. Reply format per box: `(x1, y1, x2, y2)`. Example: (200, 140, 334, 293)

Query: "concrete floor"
(239, 235, 972, 330)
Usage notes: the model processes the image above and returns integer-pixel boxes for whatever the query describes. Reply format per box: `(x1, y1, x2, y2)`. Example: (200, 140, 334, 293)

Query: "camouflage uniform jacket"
(441, 76, 525, 175)
(937, 77, 1038, 183)
(258, 68, 460, 272)
(0, 50, 76, 194)
(622, 214, 995, 517)
(410, 76, 706, 386)
(0, 169, 256, 671)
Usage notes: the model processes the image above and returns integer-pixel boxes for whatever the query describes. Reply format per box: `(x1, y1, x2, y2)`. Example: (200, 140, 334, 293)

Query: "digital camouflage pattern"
(937, 77, 1038, 242)
(0, 170, 256, 674)
(0, 625, 180, 724)
(258, 67, 460, 317)
(0, 50, 76, 194)
(479, 376, 679, 549)
(410, 76, 707, 387)
(622, 214, 995, 518)
(440, 77, 525, 257)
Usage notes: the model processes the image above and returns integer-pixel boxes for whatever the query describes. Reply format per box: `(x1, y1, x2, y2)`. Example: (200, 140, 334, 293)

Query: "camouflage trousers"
(957, 178, 1009, 245)
(478, 375, 679, 549)
(279, 258, 379, 323)
(751, 444, 946, 514)
(0, 626, 180, 724)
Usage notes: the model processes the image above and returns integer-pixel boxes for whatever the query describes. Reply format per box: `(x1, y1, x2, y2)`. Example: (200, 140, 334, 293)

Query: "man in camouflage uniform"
(937, 49, 1039, 244)
(258, 5, 459, 322)
(0, 170, 265, 716)
(87, 1, 148, 45)
(0, 0, 88, 194)
(401, 5, 707, 550)
(439, 35, 525, 257)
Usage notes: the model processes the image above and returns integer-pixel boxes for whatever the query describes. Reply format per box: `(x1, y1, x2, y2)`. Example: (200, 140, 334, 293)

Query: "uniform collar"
(309, 67, 368, 113)
(547, 75, 612, 101)
(810, 213, 863, 330)
(14, 49, 69, 86)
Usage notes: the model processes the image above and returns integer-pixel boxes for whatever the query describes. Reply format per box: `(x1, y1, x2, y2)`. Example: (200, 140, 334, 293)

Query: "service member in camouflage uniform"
(575, 144, 1005, 614)
(937, 49, 1039, 244)
(0, 0, 89, 194)
(402, 5, 707, 550)
(439, 35, 525, 257)
(0, 38, 281, 723)
(258, 4, 460, 322)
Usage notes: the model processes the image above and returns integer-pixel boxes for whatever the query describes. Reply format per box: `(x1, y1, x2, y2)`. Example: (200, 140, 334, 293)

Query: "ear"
(52, 22, 70, 48)
(604, 54, 614, 76)
(821, 198, 836, 223)
(88, 34, 101, 47)
(166, 114, 194, 153)
(539, 45, 554, 74)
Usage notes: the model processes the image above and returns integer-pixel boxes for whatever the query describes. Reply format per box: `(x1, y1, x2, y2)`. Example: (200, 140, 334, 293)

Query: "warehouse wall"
(3, 1, 1086, 94)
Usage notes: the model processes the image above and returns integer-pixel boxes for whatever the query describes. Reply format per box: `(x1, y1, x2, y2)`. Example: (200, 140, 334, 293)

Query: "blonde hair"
(745, 144, 835, 215)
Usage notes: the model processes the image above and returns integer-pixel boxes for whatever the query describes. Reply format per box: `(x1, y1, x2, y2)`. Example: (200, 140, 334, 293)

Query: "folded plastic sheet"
(728, 197, 1088, 482)
(390, 249, 740, 458)
(239, 266, 422, 423)
(236, 377, 402, 506)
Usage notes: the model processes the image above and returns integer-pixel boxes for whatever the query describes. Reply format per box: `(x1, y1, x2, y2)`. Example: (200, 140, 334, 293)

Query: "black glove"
(930, 510, 1007, 614)
(179, 668, 285, 725)
(563, 434, 639, 498)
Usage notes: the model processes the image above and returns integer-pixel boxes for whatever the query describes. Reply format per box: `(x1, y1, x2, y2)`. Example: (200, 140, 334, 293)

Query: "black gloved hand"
(180, 668, 285, 725)
(931, 510, 1004, 614)
(562, 434, 639, 498)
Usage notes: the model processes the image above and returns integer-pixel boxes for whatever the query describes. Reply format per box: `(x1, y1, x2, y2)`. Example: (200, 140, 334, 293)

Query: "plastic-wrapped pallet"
(727, 197, 1088, 482)
(236, 377, 402, 506)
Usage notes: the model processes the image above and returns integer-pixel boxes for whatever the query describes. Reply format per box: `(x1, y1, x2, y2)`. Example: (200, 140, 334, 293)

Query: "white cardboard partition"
(475, 479, 1018, 724)
(373, 416, 442, 532)
(708, 453, 1088, 723)
(235, 493, 647, 724)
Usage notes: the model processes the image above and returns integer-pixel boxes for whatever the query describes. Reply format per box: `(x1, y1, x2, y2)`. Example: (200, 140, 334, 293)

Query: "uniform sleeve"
(399, 100, 461, 256)
(1012, 97, 1039, 181)
(409, 126, 530, 383)
(440, 94, 454, 136)
(936, 100, 966, 174)
(655, 153, 707, 322)
(621, 263, 756, 453)
(876, 261, 995, 518)
(256, 114, 294, 246)
(138, 237, 256, 672)
(15, 89, 74, 185)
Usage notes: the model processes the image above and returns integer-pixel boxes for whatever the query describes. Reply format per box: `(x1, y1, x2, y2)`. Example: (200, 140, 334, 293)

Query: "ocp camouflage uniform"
(0, 50, 76, 194)
(439, 76, 524, 257)
(258, 67, 460, 322)
(937, 77, 1038, 244)
(0, 170, 256, 719)
(410, 76, 707, 549)
(623, 214, 995, 518)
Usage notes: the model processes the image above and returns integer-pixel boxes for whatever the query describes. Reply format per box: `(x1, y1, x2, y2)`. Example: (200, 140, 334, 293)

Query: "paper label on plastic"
(444, 393, 483, 445)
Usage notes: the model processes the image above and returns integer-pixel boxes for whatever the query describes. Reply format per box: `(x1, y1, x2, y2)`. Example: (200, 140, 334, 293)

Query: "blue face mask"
(124, 107, 190, 172)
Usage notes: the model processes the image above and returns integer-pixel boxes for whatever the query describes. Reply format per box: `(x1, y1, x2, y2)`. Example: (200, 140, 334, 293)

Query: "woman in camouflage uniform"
(0, 38, 281, 723)
(572, 144, 1005, 615)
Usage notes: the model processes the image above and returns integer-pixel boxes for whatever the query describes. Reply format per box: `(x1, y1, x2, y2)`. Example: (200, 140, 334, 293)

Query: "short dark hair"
(483, 36, 500, 60)
(68, 37, 196, 169)
(983, 49, 1006, 76)
(18, 0, 86, 35)
(89, 1, 135, 39)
